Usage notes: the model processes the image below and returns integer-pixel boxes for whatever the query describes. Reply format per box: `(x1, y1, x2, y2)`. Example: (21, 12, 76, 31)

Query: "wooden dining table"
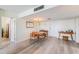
(30, 31, 46, 39)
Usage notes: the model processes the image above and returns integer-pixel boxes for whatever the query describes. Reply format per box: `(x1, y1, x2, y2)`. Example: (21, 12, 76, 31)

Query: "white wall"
(49, 18, 77, 41)
(16, 18, 27, 42)
(16, 18, 50, 42)
(16, 16, 79, 43)
(16, 18, 36, 42)
(75, 18, 79, 43)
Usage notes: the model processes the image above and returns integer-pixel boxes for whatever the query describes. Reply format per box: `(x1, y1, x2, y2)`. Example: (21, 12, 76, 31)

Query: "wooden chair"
(39, 30, 48, 38)
(30, 32, 39, 40)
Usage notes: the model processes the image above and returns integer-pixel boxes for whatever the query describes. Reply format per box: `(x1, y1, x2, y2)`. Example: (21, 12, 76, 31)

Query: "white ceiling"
(0, 5, 38, 17)
(25, 5, 79, 20)
(1, 5, 79, 19)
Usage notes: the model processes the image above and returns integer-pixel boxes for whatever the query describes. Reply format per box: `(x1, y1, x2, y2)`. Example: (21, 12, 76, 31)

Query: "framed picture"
(26, 21, 34, 28)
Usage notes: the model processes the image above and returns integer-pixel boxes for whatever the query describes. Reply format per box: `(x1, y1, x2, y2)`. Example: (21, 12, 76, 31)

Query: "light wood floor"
(0, 37, 79, 54)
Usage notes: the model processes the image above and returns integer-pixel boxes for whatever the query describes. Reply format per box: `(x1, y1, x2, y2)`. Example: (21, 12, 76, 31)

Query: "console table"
(58, 31, 74, 41)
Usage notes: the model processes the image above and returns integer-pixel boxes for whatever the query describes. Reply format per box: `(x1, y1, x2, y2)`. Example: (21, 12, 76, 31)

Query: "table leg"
(58, 33, 60, 39)
(71, 34, 73, 41)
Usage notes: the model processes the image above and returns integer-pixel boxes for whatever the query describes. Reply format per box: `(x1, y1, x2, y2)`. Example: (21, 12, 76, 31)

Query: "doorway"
(1, 17, 10, 46)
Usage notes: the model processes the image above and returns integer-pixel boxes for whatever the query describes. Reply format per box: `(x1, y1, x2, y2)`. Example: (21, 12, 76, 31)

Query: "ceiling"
(0, 5, 38, 17)
(1, 5, 79, 19)
(24, 5, 79, 20)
